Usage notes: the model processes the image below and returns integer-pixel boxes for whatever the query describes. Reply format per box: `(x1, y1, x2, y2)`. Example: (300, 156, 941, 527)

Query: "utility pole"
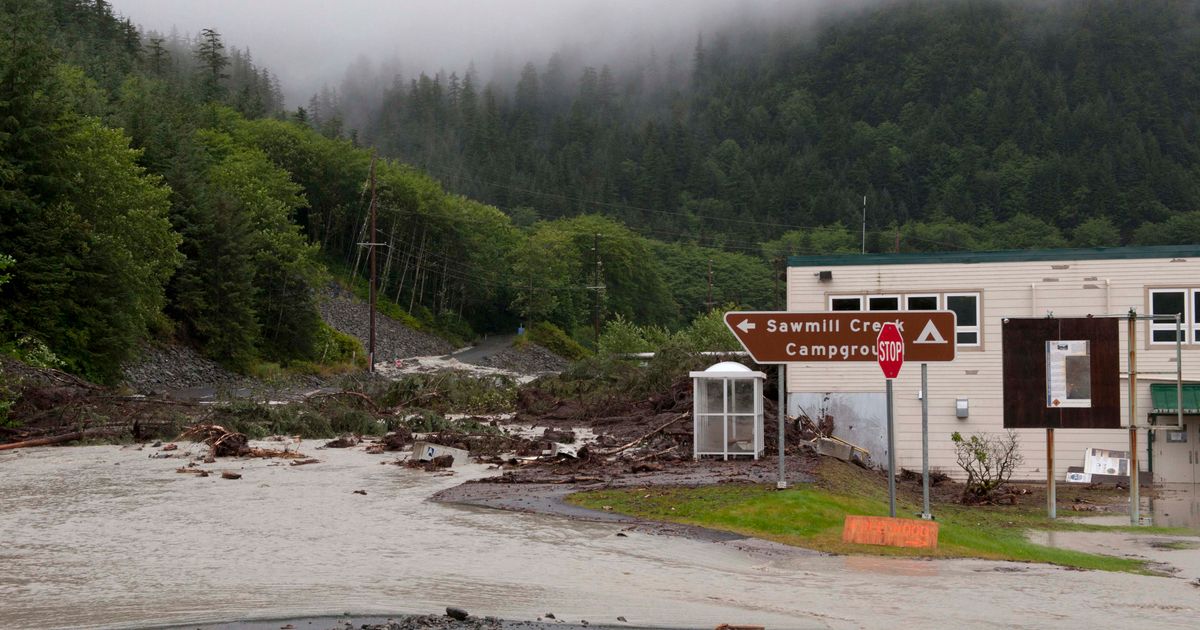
(706, 259, 714, 312)
(861, 195, 867, 254)
(592, 233, 603, 347)
(774, 257, 783, 310)
(368, 152, 378, 373)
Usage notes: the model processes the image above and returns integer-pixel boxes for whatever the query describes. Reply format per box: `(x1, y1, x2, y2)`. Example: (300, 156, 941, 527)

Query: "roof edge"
(788, 244, 1200, 268)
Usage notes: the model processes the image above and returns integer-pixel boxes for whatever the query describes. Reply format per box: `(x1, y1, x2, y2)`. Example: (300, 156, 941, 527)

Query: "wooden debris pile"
(179, 423, 306, 459)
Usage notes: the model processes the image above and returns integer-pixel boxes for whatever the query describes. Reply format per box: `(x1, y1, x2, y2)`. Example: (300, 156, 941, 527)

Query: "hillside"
(333, 0, 1200, 251)
(5, 0, 1200, 389)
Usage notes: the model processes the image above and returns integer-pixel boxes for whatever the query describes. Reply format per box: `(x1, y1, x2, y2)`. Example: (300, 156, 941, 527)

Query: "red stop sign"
(877, 322, 904, 379)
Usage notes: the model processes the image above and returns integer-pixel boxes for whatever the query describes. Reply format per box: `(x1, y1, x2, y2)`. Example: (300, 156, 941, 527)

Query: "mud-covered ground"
(157, 612, 636, 630)
(4, 442, 1199, 630)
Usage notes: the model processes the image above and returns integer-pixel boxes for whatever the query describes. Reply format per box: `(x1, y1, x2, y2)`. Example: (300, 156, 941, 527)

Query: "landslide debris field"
(1, 342, 819, 489)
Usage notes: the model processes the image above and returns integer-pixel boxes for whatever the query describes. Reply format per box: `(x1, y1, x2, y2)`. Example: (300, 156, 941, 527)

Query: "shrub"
(381, 372, 517, 414)
(597, 314, 669, 355)
(316, 323, 367, 368)
(672, 309, 740, 352)
(951, 430, 1024, 501)
(528, 321, 589, 360)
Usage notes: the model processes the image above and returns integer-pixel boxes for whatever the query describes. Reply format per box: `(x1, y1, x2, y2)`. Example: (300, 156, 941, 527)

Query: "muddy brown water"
(2, 444, 1198, 630)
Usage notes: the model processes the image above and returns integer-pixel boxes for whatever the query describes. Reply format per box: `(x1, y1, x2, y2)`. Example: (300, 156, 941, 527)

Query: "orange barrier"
(842, 515, 939, 549)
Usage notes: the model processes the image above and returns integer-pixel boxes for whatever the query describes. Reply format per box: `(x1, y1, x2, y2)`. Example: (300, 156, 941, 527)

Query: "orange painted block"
(841, 515, 939, 549)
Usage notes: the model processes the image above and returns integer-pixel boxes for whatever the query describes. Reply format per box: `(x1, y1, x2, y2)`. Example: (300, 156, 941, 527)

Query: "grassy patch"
(567, 460, 1188, 573)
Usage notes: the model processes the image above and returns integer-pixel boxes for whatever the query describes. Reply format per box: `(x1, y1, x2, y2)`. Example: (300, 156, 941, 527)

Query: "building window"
(906, 294, 939, 310)
(946, 293, 980, 346)
(1194, 290, 1200, 343)
(867, 295, 900, 311)
(827, 292, 980, 346)
(830, 296, 862, 311)
(1149, 289, 1187, 344)
(1165, 430, 1187, 443)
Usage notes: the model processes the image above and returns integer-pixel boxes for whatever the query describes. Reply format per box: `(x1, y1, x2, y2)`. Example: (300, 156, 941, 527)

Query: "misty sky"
(107, 0, 823, 107)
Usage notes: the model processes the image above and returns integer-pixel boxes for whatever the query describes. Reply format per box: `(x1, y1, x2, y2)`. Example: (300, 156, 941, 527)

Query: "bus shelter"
(690, 361, 765, 460)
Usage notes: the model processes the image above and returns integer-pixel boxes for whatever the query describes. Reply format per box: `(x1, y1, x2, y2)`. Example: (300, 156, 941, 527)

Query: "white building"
(785, 245, 1200, 483)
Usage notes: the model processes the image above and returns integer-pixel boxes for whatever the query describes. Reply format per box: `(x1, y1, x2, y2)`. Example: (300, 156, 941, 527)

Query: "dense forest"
(315, 0, 1200, 253)
(3, 0, 1200, 385)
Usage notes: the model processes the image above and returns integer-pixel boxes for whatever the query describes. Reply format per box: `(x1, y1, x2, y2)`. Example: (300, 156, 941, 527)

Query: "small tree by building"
(951, 430, 1023, 503)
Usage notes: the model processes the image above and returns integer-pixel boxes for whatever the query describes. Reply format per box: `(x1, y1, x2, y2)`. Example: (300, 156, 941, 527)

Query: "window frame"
(828, 295, 863, 311)
(1193, 289, 1200, 344)
(824, 291, 980, 347)
(944, 292, 981, 347)
(867, 294, 902, 311)
(905, 294, 941, 311)
(1148, 288, 1188, 345)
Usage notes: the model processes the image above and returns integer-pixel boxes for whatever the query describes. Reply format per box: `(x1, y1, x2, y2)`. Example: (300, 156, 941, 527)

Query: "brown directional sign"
(724, 311, 957, 364)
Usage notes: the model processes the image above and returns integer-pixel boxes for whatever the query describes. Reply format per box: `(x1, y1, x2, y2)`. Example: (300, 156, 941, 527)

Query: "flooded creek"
(2, 444, 1198, 629)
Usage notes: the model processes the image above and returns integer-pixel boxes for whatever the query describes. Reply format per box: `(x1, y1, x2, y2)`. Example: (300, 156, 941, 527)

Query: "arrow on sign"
(736, 319, 756, 333)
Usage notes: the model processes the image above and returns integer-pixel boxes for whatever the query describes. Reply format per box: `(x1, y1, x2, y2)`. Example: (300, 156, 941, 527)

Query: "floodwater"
(2, 445, 1198, 630)
(1064, 484, 1200, 530)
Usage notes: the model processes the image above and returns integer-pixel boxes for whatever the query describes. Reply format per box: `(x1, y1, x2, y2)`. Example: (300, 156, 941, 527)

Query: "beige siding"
(785, 255, 1199, 481)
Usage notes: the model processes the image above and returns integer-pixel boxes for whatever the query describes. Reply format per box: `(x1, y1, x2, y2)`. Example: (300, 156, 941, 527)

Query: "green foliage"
(211, 399, 381, 438)
(1132, 212, 1200, 246)
(671, 308, 741, 352)
(761, 224, 860, 259)
(512, 214, 676, 331)
(951, 430, 1024, 500)
(4, 335, 65, 370)
(354, 0, 1200, 251)
(654, 242, 774, 318)
(527, 321, 589, 360)
(380, 372, 517, 414)
(596, 314, 669, 355)
(397, 411, 501, 435)
(598, 308, 739, 356)
(1071, 217, 1121, 248)
(315, 323, 366, 368)
(983, 214, 1067, 250)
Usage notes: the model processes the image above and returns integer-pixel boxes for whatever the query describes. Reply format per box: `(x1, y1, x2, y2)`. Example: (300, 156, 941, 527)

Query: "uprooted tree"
(951, 430, 1023, 502)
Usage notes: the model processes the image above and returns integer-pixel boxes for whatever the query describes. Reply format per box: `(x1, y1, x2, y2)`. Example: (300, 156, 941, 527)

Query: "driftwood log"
(0, 427, 121, 451)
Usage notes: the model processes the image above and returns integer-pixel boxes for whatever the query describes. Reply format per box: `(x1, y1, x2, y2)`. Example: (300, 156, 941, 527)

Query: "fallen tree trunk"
(0, 427, 117, 451)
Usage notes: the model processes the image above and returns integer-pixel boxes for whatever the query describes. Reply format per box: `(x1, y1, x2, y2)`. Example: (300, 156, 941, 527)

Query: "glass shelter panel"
(733, 379, 756, 413)
(702, 379, 724, 414)
(728, 416, 756, 452)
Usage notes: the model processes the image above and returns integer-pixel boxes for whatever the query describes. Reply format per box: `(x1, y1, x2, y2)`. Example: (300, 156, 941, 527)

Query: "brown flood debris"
(179, 424, 307, 460)
(468, 375, 816, 484)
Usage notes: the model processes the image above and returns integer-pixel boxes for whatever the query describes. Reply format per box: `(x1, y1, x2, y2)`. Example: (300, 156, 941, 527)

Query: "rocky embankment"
(476, 344, 569, 374)
(120, 285, 568, 394)
(319, 284, 453, 361)
(122, 343, 254, 394)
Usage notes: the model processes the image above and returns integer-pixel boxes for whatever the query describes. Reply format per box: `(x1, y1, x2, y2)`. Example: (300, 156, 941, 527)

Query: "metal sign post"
(1047, 428, 1056, 519)
(777, 364, 787, 489)
(921, 362, 932, 520)
(877, 323, 904, 518)
(1128, 310, 1139, 526)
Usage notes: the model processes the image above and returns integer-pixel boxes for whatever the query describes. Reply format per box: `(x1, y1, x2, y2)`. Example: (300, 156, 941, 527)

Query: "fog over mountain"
(107, 0, 868, 107)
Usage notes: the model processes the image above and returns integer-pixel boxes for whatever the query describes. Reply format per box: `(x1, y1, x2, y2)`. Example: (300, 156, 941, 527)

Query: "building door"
(1153, 416, 1199, 484)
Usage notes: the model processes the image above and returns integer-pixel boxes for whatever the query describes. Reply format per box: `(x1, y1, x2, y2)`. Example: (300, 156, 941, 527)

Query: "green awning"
(1150, 383, 1200, 414)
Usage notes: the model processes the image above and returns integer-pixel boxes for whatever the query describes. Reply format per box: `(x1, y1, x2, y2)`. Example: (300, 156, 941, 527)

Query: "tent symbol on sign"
(913, 319, 947, 344)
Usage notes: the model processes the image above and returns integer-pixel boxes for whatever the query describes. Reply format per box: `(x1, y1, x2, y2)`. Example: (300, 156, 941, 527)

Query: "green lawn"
(566, 461, 1193, 573)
